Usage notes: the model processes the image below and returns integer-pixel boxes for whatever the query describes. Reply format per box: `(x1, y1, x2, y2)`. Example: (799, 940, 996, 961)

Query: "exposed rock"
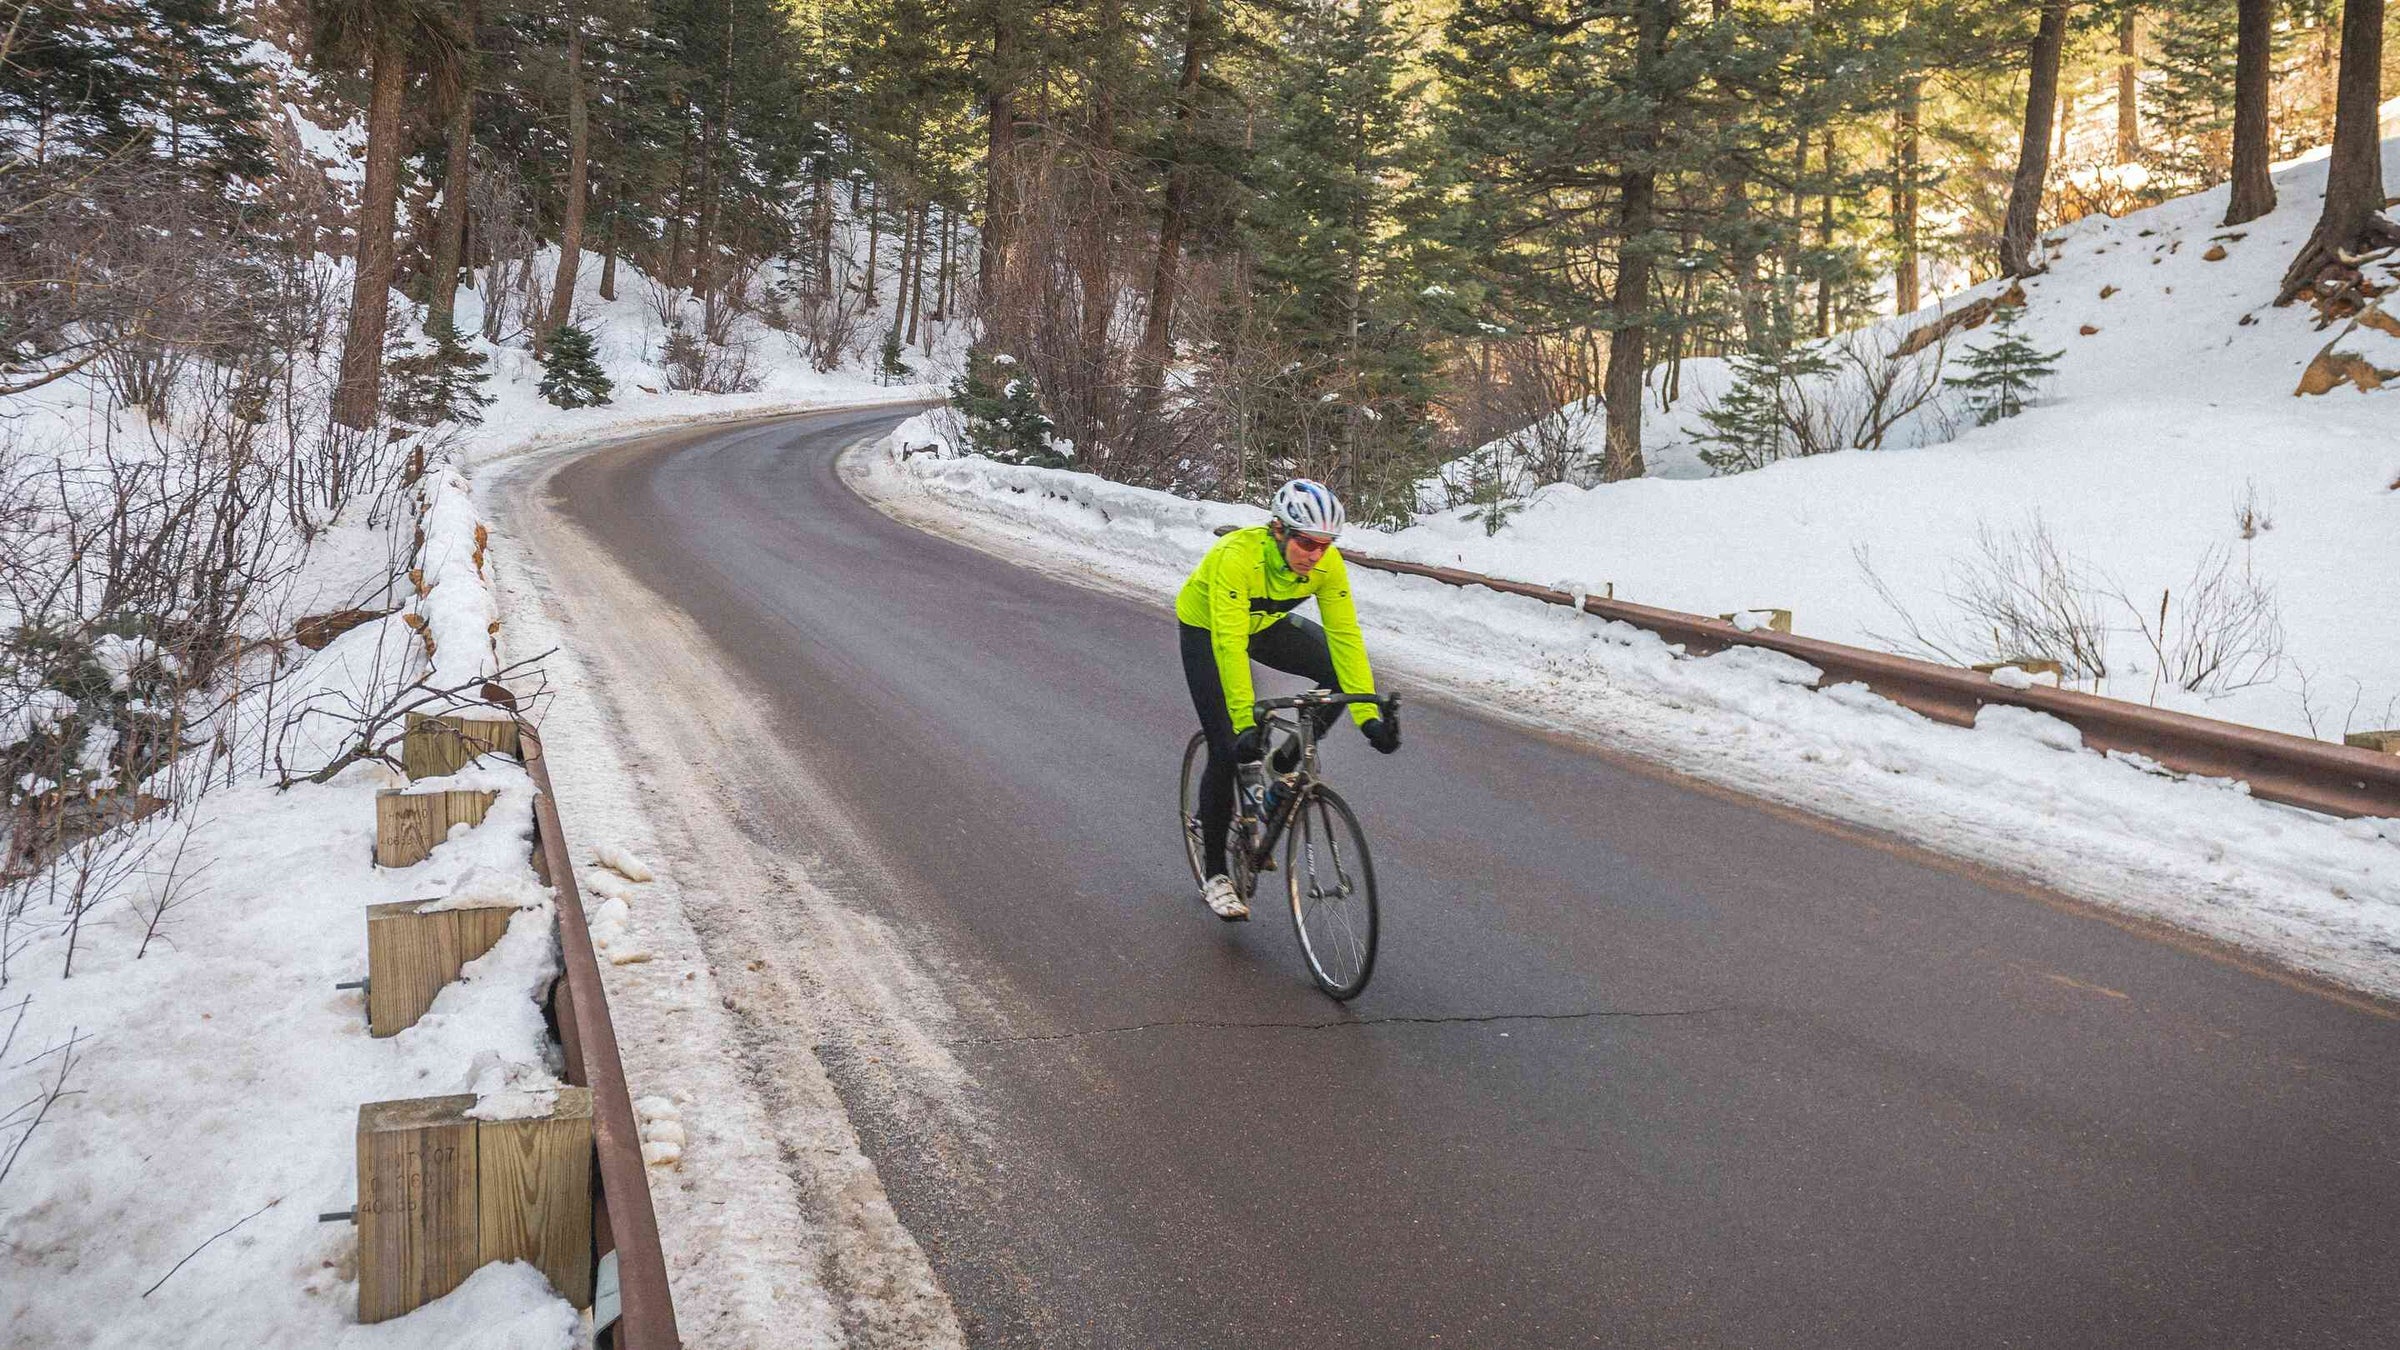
(2202, 244, 2229, 261)
(2294, 308, 2399, 395)
(2078, 324, 2099, 336)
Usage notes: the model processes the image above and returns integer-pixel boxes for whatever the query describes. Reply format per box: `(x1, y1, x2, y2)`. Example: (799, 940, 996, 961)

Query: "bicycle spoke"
(1288, 789, 1377, 998)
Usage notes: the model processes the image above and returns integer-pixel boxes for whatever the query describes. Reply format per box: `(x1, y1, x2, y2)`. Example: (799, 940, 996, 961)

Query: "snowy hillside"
(1399, 132, 2400, 742)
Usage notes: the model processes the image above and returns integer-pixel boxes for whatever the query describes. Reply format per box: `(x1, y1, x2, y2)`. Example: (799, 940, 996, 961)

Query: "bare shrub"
(473, 157, 536, 343)
(2118, 549, 2285, 698)
(1857, 518, 2115, 682)
(1802, 329, 1951, 454)
(273, 652, 552, 787)
(2233, 479, 2274, 539)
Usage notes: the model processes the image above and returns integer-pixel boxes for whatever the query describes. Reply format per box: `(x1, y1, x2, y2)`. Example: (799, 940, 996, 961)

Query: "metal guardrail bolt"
(318, 1209, 355, 1223)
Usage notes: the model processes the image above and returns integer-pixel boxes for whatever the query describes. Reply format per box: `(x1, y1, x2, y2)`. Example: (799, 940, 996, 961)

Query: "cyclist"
(1178, 478, 1400, 920)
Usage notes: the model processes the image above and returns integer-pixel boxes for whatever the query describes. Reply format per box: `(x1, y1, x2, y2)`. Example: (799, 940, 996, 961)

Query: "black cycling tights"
(1180, 617, 1348, 880)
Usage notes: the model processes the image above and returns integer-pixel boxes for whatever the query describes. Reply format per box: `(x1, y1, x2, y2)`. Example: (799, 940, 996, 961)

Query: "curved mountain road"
(498, 406, 2400, 1348)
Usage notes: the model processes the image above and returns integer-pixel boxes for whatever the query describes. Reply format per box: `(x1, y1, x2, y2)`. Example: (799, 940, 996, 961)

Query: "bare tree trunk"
(978, 17, 1017, 297)
(933, 207, 952, 321)
(906, 204, 930, 346)
(1077, 2, 1121, 453)
(427, 4, 478, 336)
(1136, 0, 1207, 397)
(2114, 8, 2139, 163)
(811, 156, 833, 294)
(863, 182, 881, 304)
(1816, 129, 1834, 336)
(1601, 0, 1672, 483)
(545, 22, 589, 337)
(665, 119, 692, 287)
(690, 1, 732, 313)
(598, 189, 618, 300)
(1999, 0, 2071, 278)
(1894, 75, 1921, 314)
(334, 29, 410, 429)
(2279, 0, 2397, 300)
(2224, 0, 2277, 225)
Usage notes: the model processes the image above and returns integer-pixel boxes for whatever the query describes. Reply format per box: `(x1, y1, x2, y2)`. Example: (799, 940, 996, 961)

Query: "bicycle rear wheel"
(1178, 732, 1208, 886)
(1284, 786, 1378, 999)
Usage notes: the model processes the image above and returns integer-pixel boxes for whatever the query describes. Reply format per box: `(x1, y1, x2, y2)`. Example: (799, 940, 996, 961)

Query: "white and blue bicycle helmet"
(1270, 478, 1346, 539)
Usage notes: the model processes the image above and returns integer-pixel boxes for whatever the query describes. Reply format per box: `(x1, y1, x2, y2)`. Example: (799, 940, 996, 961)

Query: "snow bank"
(2, 540, 570, 1347)
(860, 446, 2400, 1000)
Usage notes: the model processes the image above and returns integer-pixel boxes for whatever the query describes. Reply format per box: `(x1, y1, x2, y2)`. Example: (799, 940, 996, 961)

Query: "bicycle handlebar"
(1252, 691, 1401, 717)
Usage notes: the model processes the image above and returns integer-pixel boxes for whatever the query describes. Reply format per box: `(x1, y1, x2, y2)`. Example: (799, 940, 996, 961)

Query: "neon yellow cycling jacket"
(1175, 525, 1378, 733)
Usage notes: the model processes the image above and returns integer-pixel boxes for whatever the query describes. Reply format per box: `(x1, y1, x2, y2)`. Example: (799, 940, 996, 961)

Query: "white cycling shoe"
(1201, 874, 1249, 922)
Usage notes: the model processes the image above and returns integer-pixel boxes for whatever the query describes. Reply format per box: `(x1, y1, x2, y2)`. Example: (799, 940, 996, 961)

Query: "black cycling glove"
(1234, 726, 1267, 763)
(1361, 717, 1401, 754)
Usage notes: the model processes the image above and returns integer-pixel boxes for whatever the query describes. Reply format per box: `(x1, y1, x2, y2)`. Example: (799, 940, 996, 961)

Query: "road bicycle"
(1179, 691, 1397, 1000)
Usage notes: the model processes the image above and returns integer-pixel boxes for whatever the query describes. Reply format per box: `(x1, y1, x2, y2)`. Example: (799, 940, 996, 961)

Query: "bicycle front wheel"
(1285, 786, 1378, 999)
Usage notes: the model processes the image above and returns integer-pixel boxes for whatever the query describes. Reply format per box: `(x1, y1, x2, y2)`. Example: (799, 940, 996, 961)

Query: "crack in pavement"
(957, 1005, 1743, 1046)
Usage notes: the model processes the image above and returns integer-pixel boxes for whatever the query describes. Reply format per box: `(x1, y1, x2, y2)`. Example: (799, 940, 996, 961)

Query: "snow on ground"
(1402, 134, 2400, 742)
(474, 425, 968, 1350)
(1, 242, 936, 1344)
(857, 417, 2400, 1006)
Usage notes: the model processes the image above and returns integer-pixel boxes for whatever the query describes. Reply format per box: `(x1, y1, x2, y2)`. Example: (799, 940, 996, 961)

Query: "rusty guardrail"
(1341, 553, 2400, 821)
(517, 719, 680, 1349)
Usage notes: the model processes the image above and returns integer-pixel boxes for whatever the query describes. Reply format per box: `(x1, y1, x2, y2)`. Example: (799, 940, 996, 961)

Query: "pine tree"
(951, 350, 1067, 467)
(2150, 0, 2240, 193)
(537, 324, 615, 407)
(1696, 343, 1836, 473)
(1946, 305, 2061, 425)
(878, 327, 913, 384)
(387, 320, 495, 429)
(1241, 0, 1436, 523)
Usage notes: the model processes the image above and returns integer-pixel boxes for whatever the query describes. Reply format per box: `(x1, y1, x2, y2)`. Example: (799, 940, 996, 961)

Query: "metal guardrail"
(1341, 553, 2400, 821)
(517, 720, 681, 1349)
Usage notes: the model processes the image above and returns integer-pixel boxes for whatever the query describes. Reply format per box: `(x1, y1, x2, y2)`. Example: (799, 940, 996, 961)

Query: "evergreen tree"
(2150, 0, 2240, 192)
(1696, 340, 1836, 473)
(537, 324, 615, 407)
(951, 349, 1067, 467)
(0, 0, 269, 179)
(1946, 305, 2060, 425)
(1241, 0, 1436, 523)
(387, 320, 495, 430)
(879, 327, 913, 384)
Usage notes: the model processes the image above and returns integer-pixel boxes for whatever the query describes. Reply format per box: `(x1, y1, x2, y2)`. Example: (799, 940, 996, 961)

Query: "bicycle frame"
(1236, 691, 1396, 871)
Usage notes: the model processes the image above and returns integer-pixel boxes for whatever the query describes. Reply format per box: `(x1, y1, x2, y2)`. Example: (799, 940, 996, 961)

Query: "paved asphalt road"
(536, 406, 2400, 1348)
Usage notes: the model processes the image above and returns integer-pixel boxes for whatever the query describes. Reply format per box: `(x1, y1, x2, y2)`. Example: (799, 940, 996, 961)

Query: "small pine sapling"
(386, 321, 493, 431)
(878, 327, 912, 384)
(538, 324, 614, 408)
(1946, 305, 2061, 425)
(1695, 341, 1834, 473)
(949, 350, 1068, 467)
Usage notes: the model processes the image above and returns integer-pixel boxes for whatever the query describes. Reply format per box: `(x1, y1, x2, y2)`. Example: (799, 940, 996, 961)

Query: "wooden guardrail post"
(358, 1095, 480, 1323)
(356, 1087, 596, 1322)
(366, 902, 518, 1036)
(2346, 730, 2400, 755)
(375, 789, 498, 868)
(403, 711, 522, 780)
